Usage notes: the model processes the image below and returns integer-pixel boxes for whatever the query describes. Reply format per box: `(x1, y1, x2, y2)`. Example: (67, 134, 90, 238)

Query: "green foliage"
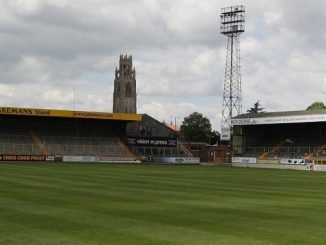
(247, 100, 264, 113)
(180, 112, 212, 142)
(306, 101, 326, 110)
(1, 164, 326, 244)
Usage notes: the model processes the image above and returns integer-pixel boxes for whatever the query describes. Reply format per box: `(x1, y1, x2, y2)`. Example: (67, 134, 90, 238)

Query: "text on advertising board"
(127, 137, 177, 147)
(0, 155, 46, 161)
(0, 106, 141, 121)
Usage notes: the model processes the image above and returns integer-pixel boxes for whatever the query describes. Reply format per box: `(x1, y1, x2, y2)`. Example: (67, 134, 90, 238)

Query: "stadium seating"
(0, 116, 134, 158)
(45, 136, 128, 156)
(244, 145, 324, 159)
(237, 121, 326, 160)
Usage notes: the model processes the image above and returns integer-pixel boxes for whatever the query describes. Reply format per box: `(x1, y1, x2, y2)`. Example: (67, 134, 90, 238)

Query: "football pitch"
(1, 163, 326, 245)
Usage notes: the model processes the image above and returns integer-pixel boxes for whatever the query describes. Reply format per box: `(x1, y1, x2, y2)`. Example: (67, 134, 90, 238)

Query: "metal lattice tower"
(220, 5, 245, 141)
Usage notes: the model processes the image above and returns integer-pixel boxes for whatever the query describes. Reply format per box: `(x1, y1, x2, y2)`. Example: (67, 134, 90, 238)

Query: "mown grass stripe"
(1, 163, 326, 244)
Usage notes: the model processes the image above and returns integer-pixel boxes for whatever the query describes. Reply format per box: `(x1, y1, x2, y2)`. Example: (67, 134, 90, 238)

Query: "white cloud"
(0, 0, 324, 131)
(16, 56, 50, 82)
(264, 12, 282, 26)
(42, 89, 73, 104)
(0, 84, 14, 97)
(5, 0, 42, 15)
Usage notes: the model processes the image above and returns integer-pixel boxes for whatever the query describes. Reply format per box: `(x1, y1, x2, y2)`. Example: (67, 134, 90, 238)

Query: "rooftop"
(232, 109, 326, 126)
(0, 106, 142, 121)
(233, 109, 326, 119)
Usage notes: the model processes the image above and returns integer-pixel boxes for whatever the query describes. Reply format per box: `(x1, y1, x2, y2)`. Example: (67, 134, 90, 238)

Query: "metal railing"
(242, 146, 326, 158)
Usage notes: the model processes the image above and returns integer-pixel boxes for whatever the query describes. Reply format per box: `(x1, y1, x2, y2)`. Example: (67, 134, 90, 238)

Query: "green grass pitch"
(1, 163, 326, 245)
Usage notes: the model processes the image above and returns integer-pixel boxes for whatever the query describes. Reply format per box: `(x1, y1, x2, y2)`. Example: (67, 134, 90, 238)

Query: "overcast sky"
(0, 0, 325, 130)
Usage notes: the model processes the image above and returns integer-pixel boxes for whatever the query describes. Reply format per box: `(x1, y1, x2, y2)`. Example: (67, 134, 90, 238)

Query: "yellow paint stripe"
(0, 106, 142, 121)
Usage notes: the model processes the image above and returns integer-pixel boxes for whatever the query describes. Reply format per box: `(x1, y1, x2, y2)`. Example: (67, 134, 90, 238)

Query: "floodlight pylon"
(220, 5, 245, 141)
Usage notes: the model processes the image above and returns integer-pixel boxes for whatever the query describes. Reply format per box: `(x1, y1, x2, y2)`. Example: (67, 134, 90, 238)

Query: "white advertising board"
(231, 114, 326, 126)
(280, 159, 306, 165)
(232, 157, 257, 164)
(221, 127, 231, 141)
(63, 156, 97, 162)
(45, 155, 55, 161)
(100, 156, 141, 163)
(153, 157, 200, 164)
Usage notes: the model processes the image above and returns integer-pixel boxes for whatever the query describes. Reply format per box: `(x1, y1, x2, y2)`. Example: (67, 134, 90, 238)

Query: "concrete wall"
(313, 165, 326, 171)
(232, 163, 312, 171)
(256, 159, 280, 164)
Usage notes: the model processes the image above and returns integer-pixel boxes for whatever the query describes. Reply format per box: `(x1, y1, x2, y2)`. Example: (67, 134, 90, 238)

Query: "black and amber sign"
(0, 106, 141, 121)
(0, 107, 34, 115)
(0, 155, 46, 161)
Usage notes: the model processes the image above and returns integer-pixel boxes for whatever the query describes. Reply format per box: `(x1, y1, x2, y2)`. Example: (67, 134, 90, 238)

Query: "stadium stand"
(0, 107, 199, 163)
(0, 107, 141, 161)
(232, 110, 326, 161)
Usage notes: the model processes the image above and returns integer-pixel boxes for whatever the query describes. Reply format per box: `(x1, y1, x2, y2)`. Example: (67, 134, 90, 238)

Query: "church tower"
(113, 55, 137, 114)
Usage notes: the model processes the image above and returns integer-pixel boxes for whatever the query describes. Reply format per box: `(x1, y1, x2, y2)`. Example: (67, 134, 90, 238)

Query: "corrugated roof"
(233, 109, 326, 119)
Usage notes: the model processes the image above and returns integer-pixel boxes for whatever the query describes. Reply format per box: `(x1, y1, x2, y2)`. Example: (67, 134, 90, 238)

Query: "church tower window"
(125, 83, 132, 98)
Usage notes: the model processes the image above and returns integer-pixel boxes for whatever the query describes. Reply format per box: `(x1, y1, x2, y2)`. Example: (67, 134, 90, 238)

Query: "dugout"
(231, 110, 326, 161)
(0, 106, 141, 161)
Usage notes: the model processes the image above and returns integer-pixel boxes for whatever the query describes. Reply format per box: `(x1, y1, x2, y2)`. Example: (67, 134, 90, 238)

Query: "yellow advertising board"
(0, 107, 142, 121)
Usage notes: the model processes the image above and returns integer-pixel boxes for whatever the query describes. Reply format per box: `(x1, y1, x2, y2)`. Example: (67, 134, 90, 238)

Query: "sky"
(0, 0, 325, 131)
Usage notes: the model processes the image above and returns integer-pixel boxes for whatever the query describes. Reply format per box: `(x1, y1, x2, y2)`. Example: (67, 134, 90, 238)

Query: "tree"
(306, 102, 326, 111)
(180, 112, 212, 142)
(247, 100, 264, 113)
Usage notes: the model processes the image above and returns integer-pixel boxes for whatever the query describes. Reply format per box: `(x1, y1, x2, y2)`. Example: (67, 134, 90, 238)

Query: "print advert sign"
(231, 114, 326, 126)
(127, 137, 177, 147)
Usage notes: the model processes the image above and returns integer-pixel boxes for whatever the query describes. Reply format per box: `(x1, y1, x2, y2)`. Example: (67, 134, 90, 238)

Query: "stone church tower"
(113, 55, 137, 113)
